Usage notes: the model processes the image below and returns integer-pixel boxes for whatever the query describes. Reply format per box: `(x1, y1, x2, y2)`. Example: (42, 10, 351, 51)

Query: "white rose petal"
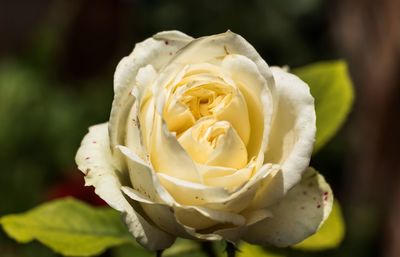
(262, 67, 316, 198)
(243, 168, 333, 246)
(75, 123, 175, 250)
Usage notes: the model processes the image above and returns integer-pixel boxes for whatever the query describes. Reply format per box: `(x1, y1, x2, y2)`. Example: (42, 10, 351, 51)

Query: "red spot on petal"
(324, 191, 329, 196)
(324, 196, 328, 201)
(92, 141, 97, 144)
(164, 40, 169, 45)
(85, 157, 90, 160)
(317, 204, 321, 208)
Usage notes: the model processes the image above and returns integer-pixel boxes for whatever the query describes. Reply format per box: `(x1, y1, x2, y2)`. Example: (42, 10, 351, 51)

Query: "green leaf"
(293, 60, 354, 153)
(293, 199, 345, 251)
(0, 197, 133, 256)
(237, 243, 285, 257)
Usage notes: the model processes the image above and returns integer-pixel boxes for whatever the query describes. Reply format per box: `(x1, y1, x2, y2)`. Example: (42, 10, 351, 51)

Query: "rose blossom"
(76, 30, 332, 250)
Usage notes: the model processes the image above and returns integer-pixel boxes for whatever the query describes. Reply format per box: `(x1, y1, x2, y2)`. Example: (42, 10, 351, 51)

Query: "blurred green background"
(1, 0, 399, 257)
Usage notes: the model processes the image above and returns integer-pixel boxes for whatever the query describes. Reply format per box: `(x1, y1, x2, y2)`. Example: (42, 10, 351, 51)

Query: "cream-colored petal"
(164, 100, 196, 133)
(137, 96, 155, 152)
(243, 168, 333, 247)
(157, 173, 230, 205)
(178, 118, 247, 169)
(221, 54, 274, 163)
(177, 119, 214, 164)
(178, 118, 247, 170)
(264, 67, 316, 193)
(196, 163, 237, 178)
(136, 201, 247, 242)
(204, 164, 279, 213)
(203, 166, 253, 192)
(169, 31, 275, 88)
(124, 100, 146, 160)
(116, 145, 174, 205)
(241, 209, 272, 226)
(121, 186, 245, 237)
(150, 114, 201, 183)
(181, 63, 223, 78)
(121, 186, 155, 204)
(196, 162, 254, 194)
(109, 91, 136, 168)
(152, 63, 188, 118)
(114, 31, 193, 94)
(141, 204, 195, 239)
(193, 209, 272, 244)
(135, 65, 158, 94)
(174, 208, 219, 230)
(249, 168, 286, 210)
(75, 123, 175, 250)
(110, 31, 193, 153)
(76, 123, 127, 210)
(208, 227, 243, 244)
(174, 205, 245, 230)
(206, 123, 248, 169)
(214, 88, 250, 145)
(121, 186, 195, 239)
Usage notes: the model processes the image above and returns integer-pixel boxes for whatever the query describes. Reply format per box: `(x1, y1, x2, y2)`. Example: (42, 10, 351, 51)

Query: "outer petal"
(203, 163, 280, 213)
(116, 145, 174, 204)
(114, 31, 193, 93)
(120, 187, 199, 238)
(109, 31, 193, 152)
(192, 208, 272, 244)
(157, 173, 230, 205)
(121, 186, 246, 237)
(75, 123, 175, 250)
(264, 67, 316, 194)
(174, 206, 245, 230)
(249, 168, 285, 210)
(243, 167, 333, 247)
(221, 54, 274, 162)
(169, 31, 274, 90)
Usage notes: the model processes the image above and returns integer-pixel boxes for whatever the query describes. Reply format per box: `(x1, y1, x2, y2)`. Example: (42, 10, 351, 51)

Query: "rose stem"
(201, 241, 217, 257)
(156, 249, 164, 257)
(226, 242, 238, 257)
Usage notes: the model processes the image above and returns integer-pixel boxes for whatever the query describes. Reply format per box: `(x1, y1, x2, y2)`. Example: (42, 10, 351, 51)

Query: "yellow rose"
(76, 31, 332, 250)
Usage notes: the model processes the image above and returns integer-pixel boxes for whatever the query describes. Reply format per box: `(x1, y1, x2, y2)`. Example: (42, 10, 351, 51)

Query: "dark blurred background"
(1, 0, 399, 257)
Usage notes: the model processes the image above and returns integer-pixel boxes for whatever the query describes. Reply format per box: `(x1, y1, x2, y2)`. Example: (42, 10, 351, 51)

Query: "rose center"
(178, 118, 248, 169)
(179, 84, 231, 120)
